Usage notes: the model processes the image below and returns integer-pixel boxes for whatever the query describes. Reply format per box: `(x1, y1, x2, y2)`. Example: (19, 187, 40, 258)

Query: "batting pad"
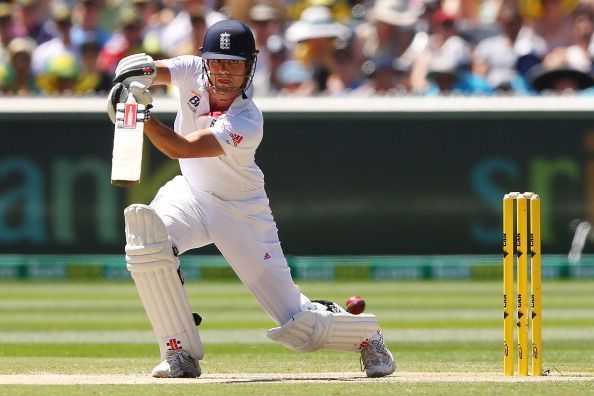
(124, 204, 204, 361)
(267, 310, 379, 353)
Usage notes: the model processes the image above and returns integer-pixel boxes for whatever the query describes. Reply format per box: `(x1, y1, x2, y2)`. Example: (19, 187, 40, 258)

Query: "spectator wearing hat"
(285, 5, 352, 94)
(529, 65, 594, 93)
(246, 2, 286, 95)
(0, 36, 38, 94)
(31, 2, 77, 76)
(416, 51, 493, 96)
(353, 0, 426, 65)
(526, 4, 594, 94)
(98, 5, 147, 75)
(36, 51, 80, 95)
(352, 54, 412, 95)
(275, 59, 315, 95)
(421, 55, 462, 95)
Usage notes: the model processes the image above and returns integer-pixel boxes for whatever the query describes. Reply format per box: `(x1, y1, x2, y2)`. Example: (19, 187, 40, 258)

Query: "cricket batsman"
(107, 19, 396, 378)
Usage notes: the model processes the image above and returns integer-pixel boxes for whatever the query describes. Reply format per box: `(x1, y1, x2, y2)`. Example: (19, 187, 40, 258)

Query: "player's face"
(206, 59, 249, 97)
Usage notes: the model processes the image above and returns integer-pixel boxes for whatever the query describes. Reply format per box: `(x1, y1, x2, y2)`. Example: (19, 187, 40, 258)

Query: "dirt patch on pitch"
(1, 372, 593, 385)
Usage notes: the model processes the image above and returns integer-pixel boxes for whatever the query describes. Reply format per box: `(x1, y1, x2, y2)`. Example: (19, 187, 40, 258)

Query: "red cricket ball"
(345, 295, 366, 315)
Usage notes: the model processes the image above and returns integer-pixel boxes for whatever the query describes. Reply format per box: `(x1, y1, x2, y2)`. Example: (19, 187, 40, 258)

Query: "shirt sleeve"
(163, 55, 202, 88)
(209, 111, 263, 164)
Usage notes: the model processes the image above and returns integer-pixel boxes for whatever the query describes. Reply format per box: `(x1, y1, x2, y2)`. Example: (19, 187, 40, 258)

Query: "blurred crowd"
(1, 0, 594, 96)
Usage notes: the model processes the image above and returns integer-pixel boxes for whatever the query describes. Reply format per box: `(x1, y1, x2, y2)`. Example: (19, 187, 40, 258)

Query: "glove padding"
(107, 82, 128, 124)
(107, 82, 153, 124)
(113, 53, 156, 87)
(128, 81, 153, 108)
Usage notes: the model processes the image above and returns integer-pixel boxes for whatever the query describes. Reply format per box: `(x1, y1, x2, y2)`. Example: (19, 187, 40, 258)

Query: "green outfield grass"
(1, 280, 594, 395)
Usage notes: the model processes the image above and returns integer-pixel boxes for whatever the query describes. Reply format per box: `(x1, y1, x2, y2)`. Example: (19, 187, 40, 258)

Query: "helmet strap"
(202, 57, 257, 101)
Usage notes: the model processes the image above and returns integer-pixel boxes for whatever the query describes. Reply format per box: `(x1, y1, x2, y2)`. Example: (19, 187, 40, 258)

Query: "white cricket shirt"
(164, 55, 265, 201)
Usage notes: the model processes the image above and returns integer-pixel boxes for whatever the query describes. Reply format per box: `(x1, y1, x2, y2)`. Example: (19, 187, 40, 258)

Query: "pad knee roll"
(125, 204, 204, 361)
(267, 310, 379, 353)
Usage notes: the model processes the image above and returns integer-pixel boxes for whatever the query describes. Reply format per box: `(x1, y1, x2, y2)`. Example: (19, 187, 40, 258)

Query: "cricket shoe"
(360, 330, 396, 378)
(151, 350, 201, 378)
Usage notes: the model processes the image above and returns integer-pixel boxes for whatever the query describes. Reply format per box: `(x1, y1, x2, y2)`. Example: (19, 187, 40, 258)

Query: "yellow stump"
(516, 194, 529, 376)
(503, 194, 515, 376)
(530, 195, 542, 376)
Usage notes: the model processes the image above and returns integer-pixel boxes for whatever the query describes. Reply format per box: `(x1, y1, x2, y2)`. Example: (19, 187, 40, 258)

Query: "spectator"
(13, 0, 54, 44)
(275, 59, 314, 95)
(559, 4, 593, 73)
(0, 0, 590, 97)
(352, 54, 412, 95)
(98, 5, 147, 75)
(353, 0, 426, 65)
(36, 52, 79, 95)
(443, 0, 500, 44)
(168, 6, 208, 56)
(514, 0, 580, 76)
(135, 0, 170, 56)
(0, 2, 17, 63)
(410, 8, 471, 93)
(285, 0, 353, 24)
(71, 0, 111, 49)
(31, 2, 76, 76)
(76, 33, 112, 94)
(160, 0, 226, 57)
(454, 0, 500, 25)
(521, 0, 578, 50)
(471, 2, 531, 93)
(135, 0, 167, 31)
(526, 4, 594, 94)
(423, 55, 461, 95)
(529, 65, 594, 93)
(0, 36, 38, 94)
(285, 5, 351, 94)
(246, 2, 286, 95)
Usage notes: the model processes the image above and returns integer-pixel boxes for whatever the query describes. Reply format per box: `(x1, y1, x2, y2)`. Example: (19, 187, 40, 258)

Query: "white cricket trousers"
(149, 176, 311, 325)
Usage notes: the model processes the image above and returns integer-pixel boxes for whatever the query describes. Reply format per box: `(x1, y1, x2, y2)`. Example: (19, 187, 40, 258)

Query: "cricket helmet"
(199, 19, 258, 98)
(200, 19, 258, 61)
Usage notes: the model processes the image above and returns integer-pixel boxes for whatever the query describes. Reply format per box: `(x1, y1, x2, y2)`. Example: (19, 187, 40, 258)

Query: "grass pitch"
(1, 279, 594, 395)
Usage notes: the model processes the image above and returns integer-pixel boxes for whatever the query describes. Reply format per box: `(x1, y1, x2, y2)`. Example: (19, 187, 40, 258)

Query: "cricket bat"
(111, 95, 145, 187)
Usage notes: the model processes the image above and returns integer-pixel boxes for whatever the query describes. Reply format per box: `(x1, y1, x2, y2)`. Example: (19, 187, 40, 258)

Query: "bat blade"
(111, 99, 145, 187)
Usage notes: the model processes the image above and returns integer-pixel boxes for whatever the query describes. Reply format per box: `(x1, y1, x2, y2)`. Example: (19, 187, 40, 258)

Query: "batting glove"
(128, 81, 153, 108)
(107, 82, 128, 124)
(113, 53, 156, 87)
(106, 82, 153, 125)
